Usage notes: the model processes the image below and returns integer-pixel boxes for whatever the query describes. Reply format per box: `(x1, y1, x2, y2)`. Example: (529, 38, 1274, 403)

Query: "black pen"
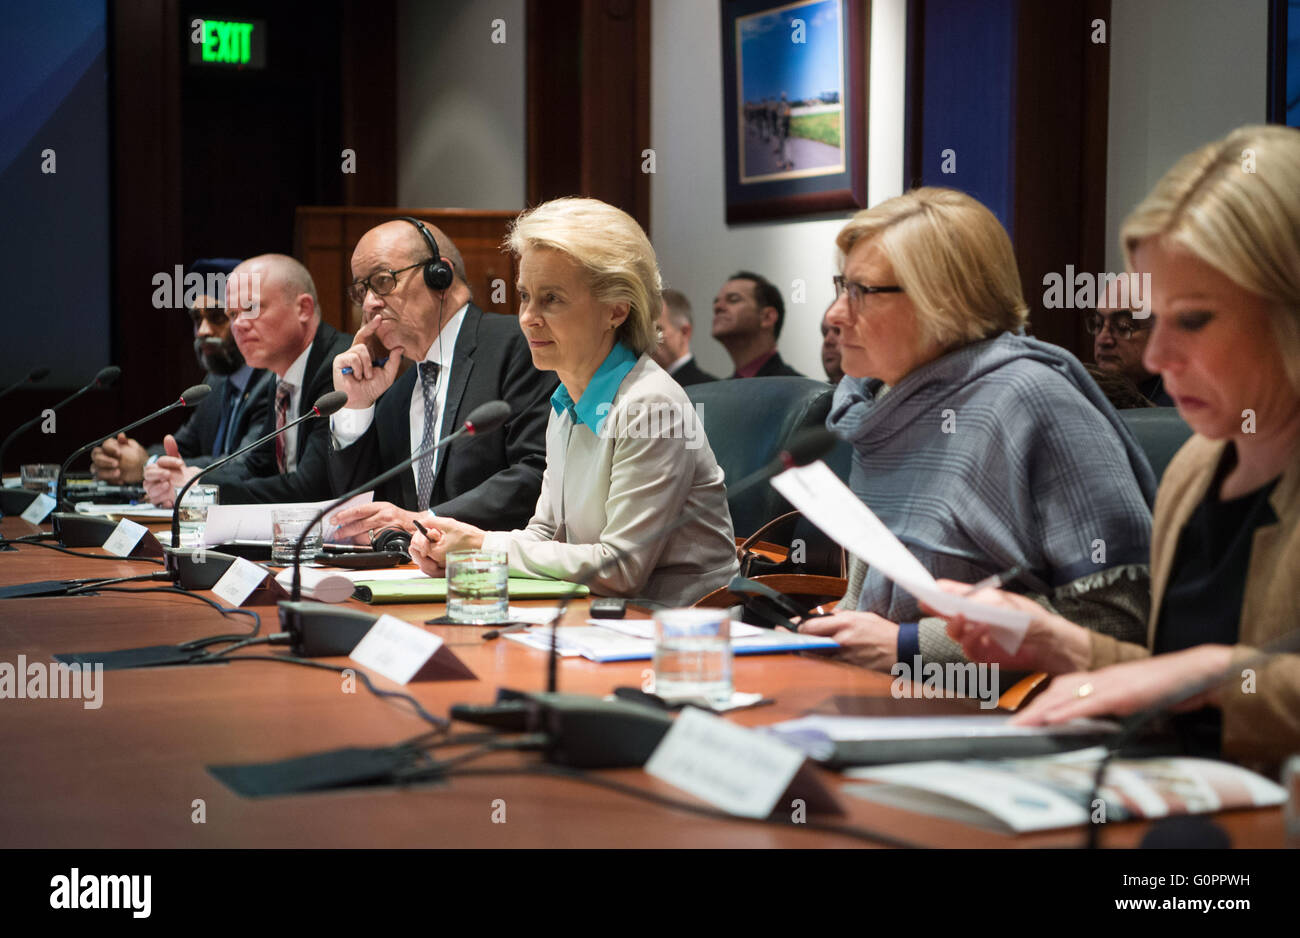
(961, 564, 1025, 596)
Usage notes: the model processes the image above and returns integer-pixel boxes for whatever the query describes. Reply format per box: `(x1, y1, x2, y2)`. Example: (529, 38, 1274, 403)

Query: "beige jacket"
(1088, 434, 1300, 765)
(482, 355, 739, 606)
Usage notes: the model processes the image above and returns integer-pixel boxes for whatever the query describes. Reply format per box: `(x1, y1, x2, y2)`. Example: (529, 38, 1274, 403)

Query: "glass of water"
(175, 484, 219, 547)
(271, 507, 322, 564)
(652, 608, 733, 707)
(446, 549, 509, 624)
(20, 464, 59, 495)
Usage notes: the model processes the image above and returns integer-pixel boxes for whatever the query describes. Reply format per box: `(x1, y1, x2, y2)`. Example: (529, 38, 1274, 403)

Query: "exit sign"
(188, 17, 266, 69)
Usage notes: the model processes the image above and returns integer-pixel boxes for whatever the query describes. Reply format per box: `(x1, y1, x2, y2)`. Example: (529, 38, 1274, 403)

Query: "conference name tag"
(102, 518, 149, 557)
(20, 493, 57, 525)
(644, 706, 807, 819)
(211, 557, 269, 607)
(350, 614, 445, 685)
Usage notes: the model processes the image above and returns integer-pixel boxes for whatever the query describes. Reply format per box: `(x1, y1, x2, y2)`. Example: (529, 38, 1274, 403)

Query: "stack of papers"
(503, 619, 837, 662)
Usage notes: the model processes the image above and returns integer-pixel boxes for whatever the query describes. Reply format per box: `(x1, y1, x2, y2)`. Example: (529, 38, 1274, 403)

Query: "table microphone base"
(0, 488, 39, 515)
(278, 601, 379, 657)
(164, 546, 239, 589)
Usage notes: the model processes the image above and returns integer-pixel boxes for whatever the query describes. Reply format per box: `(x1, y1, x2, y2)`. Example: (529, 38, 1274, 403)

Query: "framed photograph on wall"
(720, 0, 870, 223)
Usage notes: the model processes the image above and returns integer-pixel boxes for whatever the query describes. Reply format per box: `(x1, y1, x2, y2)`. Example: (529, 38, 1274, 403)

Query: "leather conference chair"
(685, 376, 837, 539)
(1119, 408, 1193, 481)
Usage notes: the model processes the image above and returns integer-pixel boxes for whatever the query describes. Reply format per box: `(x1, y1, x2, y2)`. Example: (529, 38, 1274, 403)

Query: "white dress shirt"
(278, 342, 312, 472)
(331, 303, 467, 502)
(667, 353, 694, 376)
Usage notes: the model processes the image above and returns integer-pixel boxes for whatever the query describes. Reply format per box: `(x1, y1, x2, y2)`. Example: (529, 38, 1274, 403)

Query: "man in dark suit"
(326, 219, 554, 540)
(89, 259, 270, 482)
(711, 270, 805, 378)
(652, 288, 717, 386)
(142, 254, 352, 504)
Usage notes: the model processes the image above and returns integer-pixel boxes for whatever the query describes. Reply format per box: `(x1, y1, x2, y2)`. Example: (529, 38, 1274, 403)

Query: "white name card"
(645, 707, 810, 819)
(350, 614, 476, 684)
(211, 557, 270, 607)
(20, 493, 57, 525)
(102, 518, 148, 557)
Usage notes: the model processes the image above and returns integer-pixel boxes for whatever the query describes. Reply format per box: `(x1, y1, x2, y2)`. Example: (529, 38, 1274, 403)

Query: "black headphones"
(395, 216, 454, 292)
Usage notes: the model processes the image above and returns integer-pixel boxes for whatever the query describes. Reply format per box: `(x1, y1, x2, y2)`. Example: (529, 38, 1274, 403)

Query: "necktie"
(415, 361, 441, 510)
(212, 381, 240, 457)
(274, 380, 293, 472)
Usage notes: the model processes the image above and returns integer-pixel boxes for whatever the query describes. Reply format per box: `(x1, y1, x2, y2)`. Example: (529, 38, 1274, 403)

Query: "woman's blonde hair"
(506, 197, 661, 356)
(1121, 124, 1300, 392)
(835, 187, 1028, 348)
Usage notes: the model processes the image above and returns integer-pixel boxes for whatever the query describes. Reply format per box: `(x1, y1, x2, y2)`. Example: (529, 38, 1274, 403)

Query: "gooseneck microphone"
(0, 366, 51, 404)
(286, 399, 512, 606)
(52, 383, 210, 543)
(0, 365, 120, 474)
(165, 389, 348, 579)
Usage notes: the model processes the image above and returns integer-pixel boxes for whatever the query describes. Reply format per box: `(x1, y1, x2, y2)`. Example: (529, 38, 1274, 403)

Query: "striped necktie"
(274, 380, 293, 472)
(415, 361, 440, 509)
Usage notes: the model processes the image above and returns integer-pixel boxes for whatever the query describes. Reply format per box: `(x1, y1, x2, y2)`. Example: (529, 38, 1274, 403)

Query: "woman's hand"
(919, 579, 1093, 674)
(407, 515, 487, 576)
(797, 610, 900, 671)
(1010, 645, 1235, 726)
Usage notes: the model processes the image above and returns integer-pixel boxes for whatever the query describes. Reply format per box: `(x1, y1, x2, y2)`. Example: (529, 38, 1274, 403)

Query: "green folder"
(352, 576, 589, 604)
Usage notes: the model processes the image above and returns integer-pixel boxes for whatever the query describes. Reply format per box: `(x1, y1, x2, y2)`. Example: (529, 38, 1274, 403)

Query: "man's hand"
(328, 501, 422, 543)
(333, 316, 402, 409)
(142, 435, 199, 507)
(797, 610, 901, 671)
(408, 515, 487, 575)
(90, 433, 148, 483)
(1010, 645, 1234, 726)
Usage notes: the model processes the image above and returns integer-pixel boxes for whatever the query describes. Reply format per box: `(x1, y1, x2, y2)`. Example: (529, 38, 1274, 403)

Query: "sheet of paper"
(102, 518, 148, 557)
(20, 493, 57, 525)
(202, 492, 374, 546)
(211, 557, 271, 607)
(507, 606, 564, 625)
(502, 630, 583, 657)
(771, 461, 1031, 653)
(330, 568, 429, 583)
(74, 502, 173, 520)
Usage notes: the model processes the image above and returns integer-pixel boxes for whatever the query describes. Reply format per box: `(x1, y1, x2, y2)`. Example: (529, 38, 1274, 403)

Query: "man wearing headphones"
(326, 218, 555, 541)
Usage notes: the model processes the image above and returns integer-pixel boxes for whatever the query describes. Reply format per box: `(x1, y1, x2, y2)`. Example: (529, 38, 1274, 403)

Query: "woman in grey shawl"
(798, 187, 1157, 674)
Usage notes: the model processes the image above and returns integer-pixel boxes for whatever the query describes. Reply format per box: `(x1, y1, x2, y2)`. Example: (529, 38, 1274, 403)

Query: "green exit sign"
(188, 17, 266, 69)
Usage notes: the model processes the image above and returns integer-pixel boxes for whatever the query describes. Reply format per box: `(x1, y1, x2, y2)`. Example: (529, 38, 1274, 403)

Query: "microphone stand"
(0, 367, 118, 475)
(52, 385, 210, 544)
(1081, 628, 1300, 848)
(166, 393, 344, 582)
(0, 368, 47, 404)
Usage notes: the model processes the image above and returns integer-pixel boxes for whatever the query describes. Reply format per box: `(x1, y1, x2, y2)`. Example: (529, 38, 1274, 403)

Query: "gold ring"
(1075, 682, 1094, 699)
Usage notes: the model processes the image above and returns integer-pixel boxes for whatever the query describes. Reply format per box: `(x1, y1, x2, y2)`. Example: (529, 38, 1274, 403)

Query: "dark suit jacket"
(150, 369, 271, 470)
(742, 350, 805, 379)
(206, 321, 352, 504)
(669, 357, 718, 387)
(328, 303, 556, 530)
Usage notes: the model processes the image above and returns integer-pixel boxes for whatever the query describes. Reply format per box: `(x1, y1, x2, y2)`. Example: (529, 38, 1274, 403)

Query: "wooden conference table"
(0, 516, 1285, 848)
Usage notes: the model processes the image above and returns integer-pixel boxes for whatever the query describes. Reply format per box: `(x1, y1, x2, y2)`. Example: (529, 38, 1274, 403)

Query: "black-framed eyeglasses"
(187, 305, 230, 329)
(1084, 311, 1148, 340)
(348, 261, 427, 306)
(832, 275, 904, 306)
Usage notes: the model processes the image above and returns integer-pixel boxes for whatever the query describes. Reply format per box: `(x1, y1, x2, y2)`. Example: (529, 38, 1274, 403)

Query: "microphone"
(446, 427, 839, 755)
(165, 389, 347, 583)
(0, 366, 120, 474)
(284, 397, 512, 602)
(0, 366, 50, 404)
(52, 383, 210, 544)
(1080, 627, 1300, 848)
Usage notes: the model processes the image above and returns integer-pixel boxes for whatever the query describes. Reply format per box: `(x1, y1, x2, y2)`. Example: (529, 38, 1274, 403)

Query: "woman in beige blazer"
(409, 197, 738, 607)
(933, 125, 1300, 769)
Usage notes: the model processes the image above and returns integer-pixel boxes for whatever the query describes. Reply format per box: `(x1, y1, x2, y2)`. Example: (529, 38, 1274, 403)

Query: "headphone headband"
(394, 216, 454, 292)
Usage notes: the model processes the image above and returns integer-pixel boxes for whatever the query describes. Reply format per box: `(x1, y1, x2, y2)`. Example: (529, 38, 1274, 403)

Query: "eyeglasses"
(187, 306, 229, 329)
(348, 262, 426, 306)
(1085, 311, 1148, 340)
(832, 275, 904, 307)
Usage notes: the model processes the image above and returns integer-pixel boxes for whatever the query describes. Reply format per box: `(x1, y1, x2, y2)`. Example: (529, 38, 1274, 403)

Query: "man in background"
(821, 303, 844, 384)
(711, 270, 804, 378)
(91, 258, 270, 483)
(142, 254, 351, 504)
(1088, 301, 1173, 406)
(652, 288, 716, 386)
